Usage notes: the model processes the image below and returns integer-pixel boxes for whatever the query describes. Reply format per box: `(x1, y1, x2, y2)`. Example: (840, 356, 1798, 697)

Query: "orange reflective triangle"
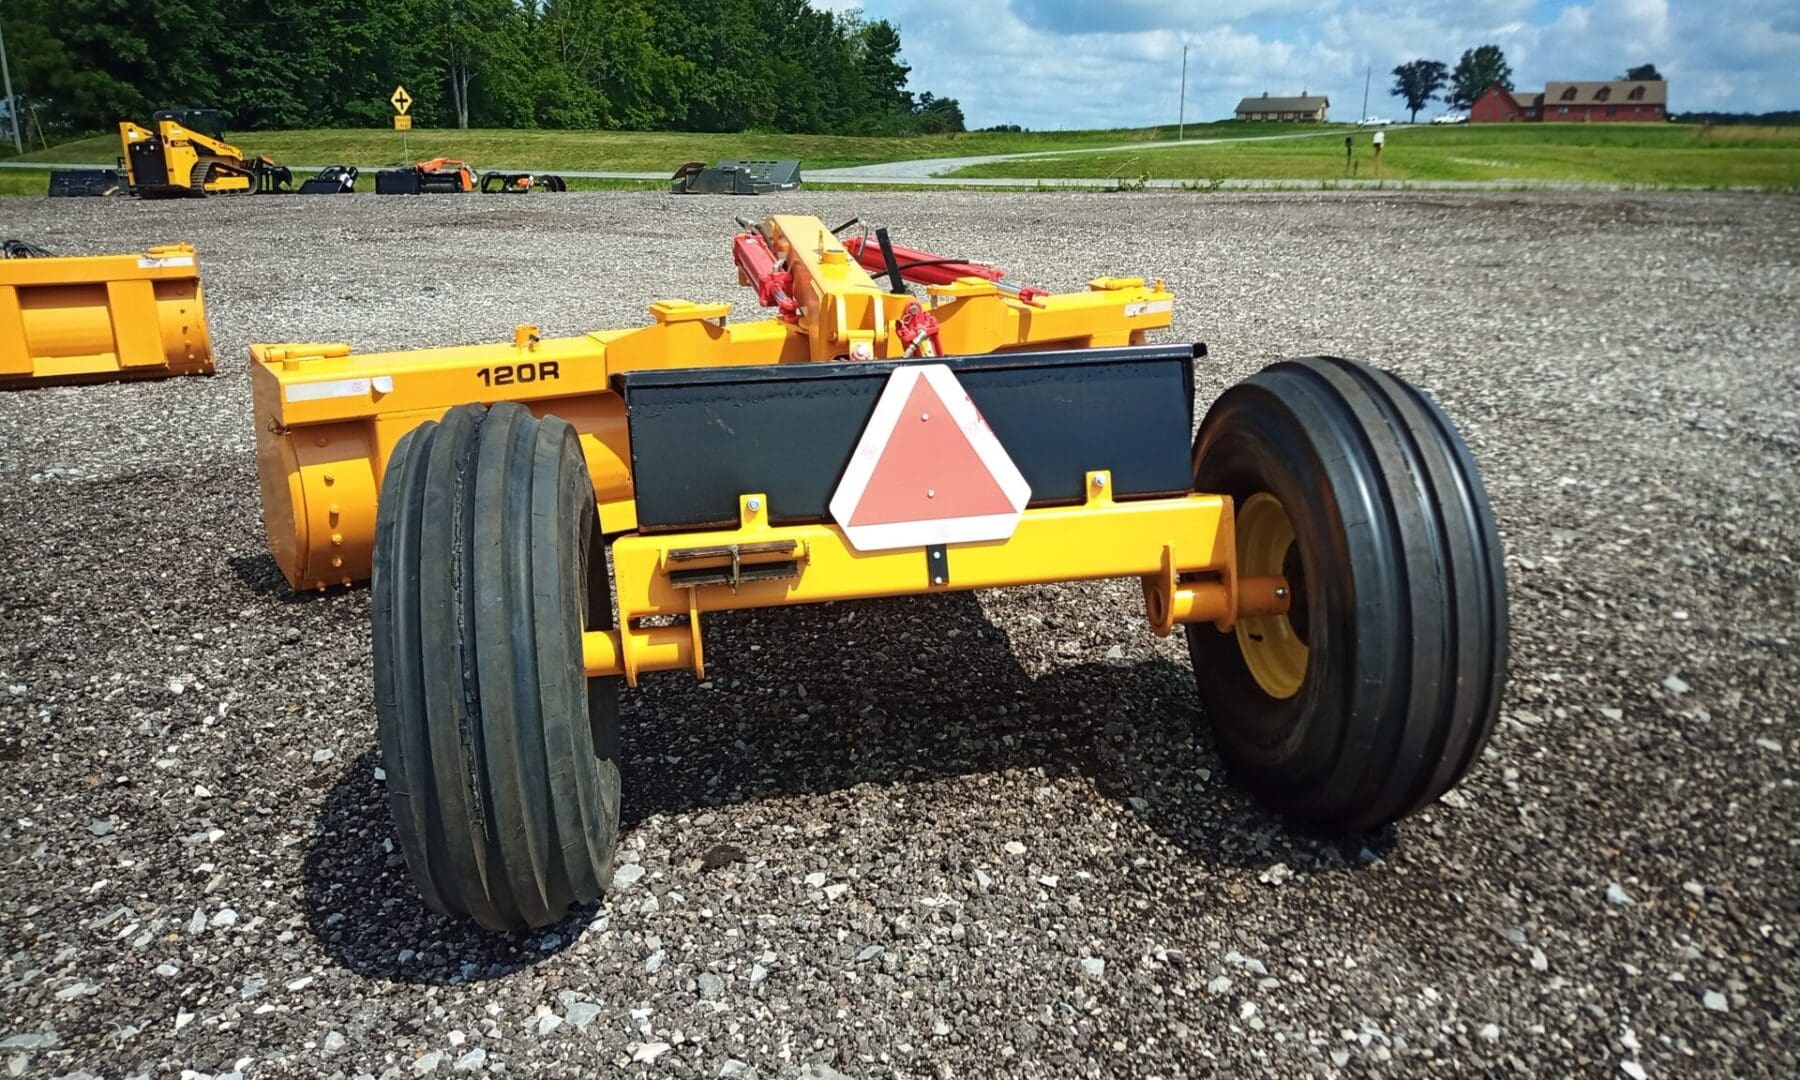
(829, 364, 1031, 553)
(847, 376, 1015, 526)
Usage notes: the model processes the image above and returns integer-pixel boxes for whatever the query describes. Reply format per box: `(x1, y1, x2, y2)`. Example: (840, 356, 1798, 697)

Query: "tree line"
(0, 0, 966, 143)
(1389, 47, 1664, 123)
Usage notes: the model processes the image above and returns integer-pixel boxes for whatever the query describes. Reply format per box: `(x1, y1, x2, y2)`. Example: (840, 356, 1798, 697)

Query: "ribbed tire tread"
(373, 402, 620, 931)
(1187, 356, 1507, 831)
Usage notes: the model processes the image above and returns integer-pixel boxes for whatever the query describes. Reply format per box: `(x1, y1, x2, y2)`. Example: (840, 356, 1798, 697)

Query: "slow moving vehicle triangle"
(829, 364, 1031, 552)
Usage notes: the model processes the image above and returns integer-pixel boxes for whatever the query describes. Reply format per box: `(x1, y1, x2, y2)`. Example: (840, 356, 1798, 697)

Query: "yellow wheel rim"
(1235, 493, 1308, 699)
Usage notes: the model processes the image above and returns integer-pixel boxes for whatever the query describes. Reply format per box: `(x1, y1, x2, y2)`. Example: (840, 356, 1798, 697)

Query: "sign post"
(391, 85, 413, 161)
(0, 12, 21, 153)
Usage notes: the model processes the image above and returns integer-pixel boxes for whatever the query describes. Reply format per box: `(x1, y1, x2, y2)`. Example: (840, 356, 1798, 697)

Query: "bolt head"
(747, 498, 762, 512)
(1274, 586, 1289, 598)
(1092, 474, 1107, 489)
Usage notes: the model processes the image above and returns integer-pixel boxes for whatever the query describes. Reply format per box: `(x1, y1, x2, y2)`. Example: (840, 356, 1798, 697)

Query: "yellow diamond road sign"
(391, 86, 413, 115)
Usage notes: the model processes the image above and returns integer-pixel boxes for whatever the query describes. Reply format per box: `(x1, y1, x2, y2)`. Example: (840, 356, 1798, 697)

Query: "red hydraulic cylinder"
(842, 234, 1046, 306)
(842, 235, 1003, 287)
(732, 232, 799, 320)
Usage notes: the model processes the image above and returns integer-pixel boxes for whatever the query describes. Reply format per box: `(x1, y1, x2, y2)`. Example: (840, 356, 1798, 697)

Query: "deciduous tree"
(2, 0, 965, 138)
(1450, 45, 1514, 110)
(1391, 59, 1449, 123)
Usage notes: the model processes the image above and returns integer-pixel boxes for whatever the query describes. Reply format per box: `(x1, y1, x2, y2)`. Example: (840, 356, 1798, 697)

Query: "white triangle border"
(828, 363, 1032, 553)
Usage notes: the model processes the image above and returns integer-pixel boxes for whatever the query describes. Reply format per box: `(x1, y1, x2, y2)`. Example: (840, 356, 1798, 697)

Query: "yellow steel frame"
(582, 473, 1290, 685)
(252, 215, 1177, 590)
(249, 213, 1297, 675)
(1, 245, 214, 390)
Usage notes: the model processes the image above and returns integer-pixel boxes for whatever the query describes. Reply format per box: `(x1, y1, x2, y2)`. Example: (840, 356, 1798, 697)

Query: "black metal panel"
(673, 159, 803, 195)
(618, 343, 1200, 533)
(375, 170, 424, 195)
(127, 139, 168, 188)
(48, 169, 127, 197)
(298, 166, 358, 195)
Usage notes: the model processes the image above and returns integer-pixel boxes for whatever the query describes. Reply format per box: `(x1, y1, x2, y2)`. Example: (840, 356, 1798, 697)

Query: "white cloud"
(816, 0, 1798, 127)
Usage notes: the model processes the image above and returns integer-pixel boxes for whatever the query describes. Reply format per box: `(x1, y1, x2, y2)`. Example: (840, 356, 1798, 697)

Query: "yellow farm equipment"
(251, 214, 1507, 931)
(1, 242, 213, 389)
(119, 108, 293, 196)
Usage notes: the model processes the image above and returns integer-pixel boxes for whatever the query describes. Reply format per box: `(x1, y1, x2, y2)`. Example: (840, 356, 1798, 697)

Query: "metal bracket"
(665, 539, 800, 592)
(927, 544, 949, 586)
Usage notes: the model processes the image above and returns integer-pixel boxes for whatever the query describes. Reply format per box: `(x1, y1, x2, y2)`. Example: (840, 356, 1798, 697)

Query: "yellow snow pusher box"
(0, 243, 214, 390)
(251, 215, 1508, 933)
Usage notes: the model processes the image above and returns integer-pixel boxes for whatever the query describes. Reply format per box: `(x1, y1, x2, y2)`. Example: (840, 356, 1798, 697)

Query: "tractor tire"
(372, 401, 622, 931)
(1186, 356, 1507, 831)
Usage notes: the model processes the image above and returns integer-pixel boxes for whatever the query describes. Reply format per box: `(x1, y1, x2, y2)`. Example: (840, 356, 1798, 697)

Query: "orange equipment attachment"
(416, 159, 476, 192)
(1, 243, 214, 390)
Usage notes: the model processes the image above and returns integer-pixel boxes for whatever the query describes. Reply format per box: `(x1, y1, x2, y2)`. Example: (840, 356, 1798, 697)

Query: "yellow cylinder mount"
(0, 245, 214, 390)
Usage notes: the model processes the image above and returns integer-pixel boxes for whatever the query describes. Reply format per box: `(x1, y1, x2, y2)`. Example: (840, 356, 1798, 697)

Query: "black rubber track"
(372, 402, 621, 931)
(1186, 356, 1508, 831)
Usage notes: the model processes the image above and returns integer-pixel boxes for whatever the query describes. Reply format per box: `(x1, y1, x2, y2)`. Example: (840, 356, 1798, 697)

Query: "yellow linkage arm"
(249, 215, 1176, 590)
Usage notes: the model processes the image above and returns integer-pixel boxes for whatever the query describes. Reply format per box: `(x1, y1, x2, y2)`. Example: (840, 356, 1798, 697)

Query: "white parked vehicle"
(1432, 111, 1469, 124)
(1357, 115, 1394, 126)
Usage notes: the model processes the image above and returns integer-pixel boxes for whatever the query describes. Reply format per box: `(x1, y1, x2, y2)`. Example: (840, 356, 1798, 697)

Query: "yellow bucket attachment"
(0, 244, 214, 390)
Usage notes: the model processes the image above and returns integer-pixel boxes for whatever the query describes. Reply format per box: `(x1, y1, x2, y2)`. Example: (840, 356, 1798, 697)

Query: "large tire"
(372, 402, 621, 931)
(1187, 357, 1507, 831)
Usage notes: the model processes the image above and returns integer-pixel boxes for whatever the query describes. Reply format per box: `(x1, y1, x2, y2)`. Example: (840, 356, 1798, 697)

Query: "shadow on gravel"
(618, 591, 1393, 874)
(300, 591, 1387, 984)
(227, 552, 323, 603)
(301, 749, 592, 985)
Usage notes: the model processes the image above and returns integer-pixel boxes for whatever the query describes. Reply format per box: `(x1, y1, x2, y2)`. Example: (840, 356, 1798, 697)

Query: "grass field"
(0, 120, 1292, 173)
(950, 123, 1800, 188)
(5, 122, 1794, 193)
(0, 171, 52, 195)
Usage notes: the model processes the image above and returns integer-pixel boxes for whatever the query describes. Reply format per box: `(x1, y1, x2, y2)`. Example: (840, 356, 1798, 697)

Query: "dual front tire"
(371, 402, 621, 931)
(1187, 357, 1508, 831)
(370, 358, 1507, 931)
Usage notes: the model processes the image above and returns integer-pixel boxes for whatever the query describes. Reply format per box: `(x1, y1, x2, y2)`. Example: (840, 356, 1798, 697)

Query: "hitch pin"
(992, 280, 1047, 308)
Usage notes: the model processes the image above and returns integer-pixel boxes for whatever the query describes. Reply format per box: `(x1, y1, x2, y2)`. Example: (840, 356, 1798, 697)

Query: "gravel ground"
(1, 190, 1796, 1080)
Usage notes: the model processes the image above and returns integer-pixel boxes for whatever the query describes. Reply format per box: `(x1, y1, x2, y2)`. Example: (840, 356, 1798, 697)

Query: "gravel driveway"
(1, 190, 1795, 1079)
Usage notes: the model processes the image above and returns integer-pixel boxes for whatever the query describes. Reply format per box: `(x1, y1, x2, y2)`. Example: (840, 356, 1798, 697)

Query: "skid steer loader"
(118, 108, 294, 197)
(253, 214, 1508, 934)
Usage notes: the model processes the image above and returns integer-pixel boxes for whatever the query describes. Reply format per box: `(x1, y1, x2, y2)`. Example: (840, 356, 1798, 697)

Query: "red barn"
(1471, 88, 1543, 123)
(1471, 81, 1667, 122)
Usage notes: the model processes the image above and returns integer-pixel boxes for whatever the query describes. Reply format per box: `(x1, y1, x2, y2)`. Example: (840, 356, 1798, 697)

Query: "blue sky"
(811, 1, 1798, 128)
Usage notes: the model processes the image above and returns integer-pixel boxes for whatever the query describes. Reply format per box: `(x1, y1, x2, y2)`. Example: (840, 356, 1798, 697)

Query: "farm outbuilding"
(1234, 91, 1330, 122)
(1471, 81, 1667, 123)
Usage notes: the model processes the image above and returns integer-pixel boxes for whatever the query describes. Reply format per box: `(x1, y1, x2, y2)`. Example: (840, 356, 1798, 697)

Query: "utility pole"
(0, 2, 22, 155)
(1178, 44, 1189, 140)
(1361, 65, 1371, 124)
